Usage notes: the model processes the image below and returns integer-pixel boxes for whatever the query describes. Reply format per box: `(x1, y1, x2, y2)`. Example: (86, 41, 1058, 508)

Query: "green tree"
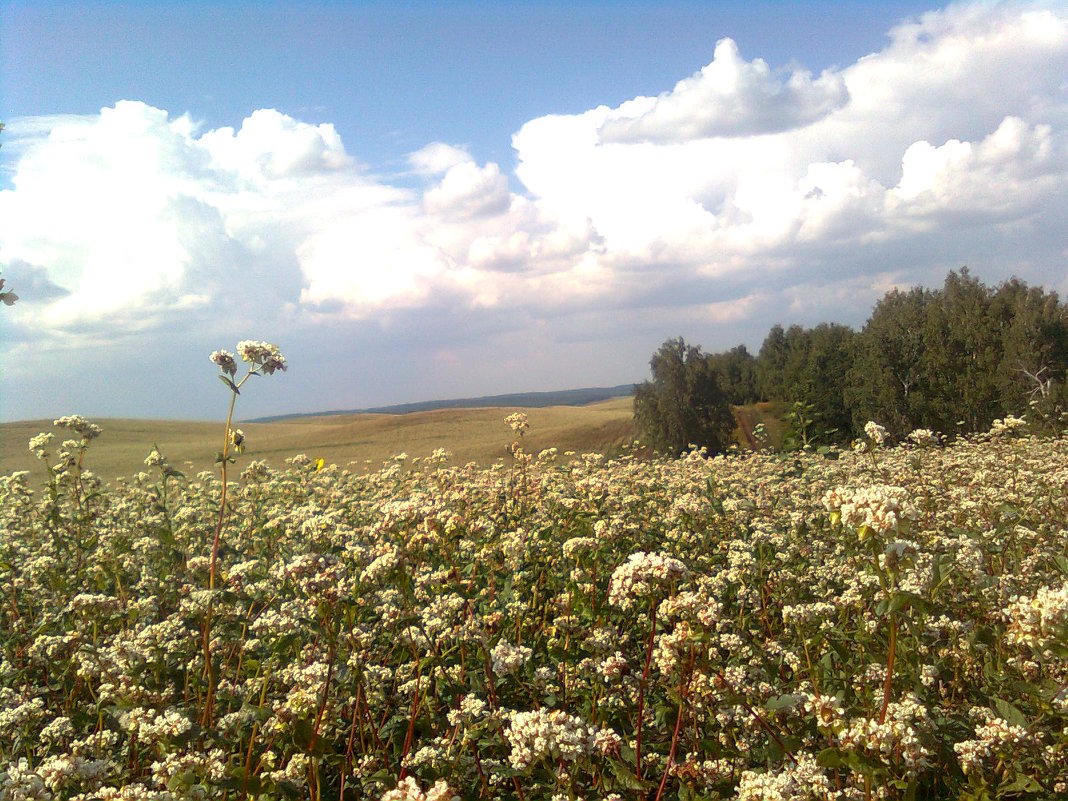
(845, 286, 932, 437)
(792, 323, 857, 440)
(634, 337, 736, 456)
(920, 268, 1002, 433)
(990, 278, 1068, 419)
(756, 324, 788, 400)
(707, 345, 758, 405)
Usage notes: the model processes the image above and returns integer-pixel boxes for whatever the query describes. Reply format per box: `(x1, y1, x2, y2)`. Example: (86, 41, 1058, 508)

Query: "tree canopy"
(634, 338, 736, 455)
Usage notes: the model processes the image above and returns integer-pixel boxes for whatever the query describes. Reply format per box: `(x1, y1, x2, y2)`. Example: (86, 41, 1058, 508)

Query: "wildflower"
(236, 340, 287, 374)
(505, 412, 529, 435)
(490, 640, 532, 675)
(907, 428, 937, 447)
(505, 708, 599, 769)
(144, 448, 166, 468)
(53, 414, 102, 441)
(381, 777, 459, 801)
(864, 420, 889, 445)
(608, 551, 688, 610)
(28, 431, 54, 458)
(210, 349, 237, 376)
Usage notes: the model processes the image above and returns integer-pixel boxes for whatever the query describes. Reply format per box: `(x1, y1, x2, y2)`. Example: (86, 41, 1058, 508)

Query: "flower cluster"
(490, 640, 532, 675)
(821, 484, 916, 538)
(504, 708, 599, 769)
(381, 776, 459, 801)
(1004, 580, 1068, 654)
(607, 551, 689, 610)
(209, 349, 237, 376)
(236, 340, 287, 375)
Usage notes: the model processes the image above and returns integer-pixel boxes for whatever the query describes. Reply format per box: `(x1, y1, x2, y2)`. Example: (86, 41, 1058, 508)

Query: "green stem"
(878, 615, 897, 725)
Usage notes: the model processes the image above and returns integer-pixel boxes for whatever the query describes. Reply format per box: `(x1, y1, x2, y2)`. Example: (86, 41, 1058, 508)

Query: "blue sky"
(3, 2, 934, 174)
(1, 1, 1067, 422)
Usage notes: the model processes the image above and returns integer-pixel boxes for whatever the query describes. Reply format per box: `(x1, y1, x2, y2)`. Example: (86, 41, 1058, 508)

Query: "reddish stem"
(636, 600, 658, 781)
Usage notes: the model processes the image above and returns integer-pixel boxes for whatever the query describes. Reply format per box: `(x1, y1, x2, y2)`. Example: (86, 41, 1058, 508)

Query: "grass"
(1, 397, 639, 481)
(2, 398, 791, 482)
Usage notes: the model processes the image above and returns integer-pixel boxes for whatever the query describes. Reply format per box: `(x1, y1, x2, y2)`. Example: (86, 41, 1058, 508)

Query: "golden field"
(1, 397, 639, 480)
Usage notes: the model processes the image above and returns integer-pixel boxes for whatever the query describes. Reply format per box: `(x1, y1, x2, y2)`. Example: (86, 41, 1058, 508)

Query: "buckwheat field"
(2, 407, 1067, 800)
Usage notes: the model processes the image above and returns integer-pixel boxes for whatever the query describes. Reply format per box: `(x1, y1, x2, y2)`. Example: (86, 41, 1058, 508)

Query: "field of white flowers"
(2, 413, 1067, 801)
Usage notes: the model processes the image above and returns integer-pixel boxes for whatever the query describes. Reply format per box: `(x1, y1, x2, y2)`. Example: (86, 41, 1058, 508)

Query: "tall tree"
(921, 268, 1001, 433)
(991, 279, 1068, 416)
(707, 345, 758, 405)
(845, 287, 931, 437)
(756, 325, 789, 401)
(793, 323, 857, 439)
(634, 338, 736, 456)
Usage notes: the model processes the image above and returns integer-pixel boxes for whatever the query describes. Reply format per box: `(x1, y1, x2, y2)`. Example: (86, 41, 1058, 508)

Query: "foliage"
(754, 269, 1068, 442)
(3, 414, 1068, 800)
(634, 337, 736, 456)
(705, 345, 759, 406)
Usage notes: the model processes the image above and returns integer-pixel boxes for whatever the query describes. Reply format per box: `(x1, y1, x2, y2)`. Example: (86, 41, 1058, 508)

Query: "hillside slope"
(1, 397, 637, 481)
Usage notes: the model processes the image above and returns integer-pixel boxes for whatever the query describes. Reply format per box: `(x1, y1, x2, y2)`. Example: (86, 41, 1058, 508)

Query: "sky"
(1, 0, 1066, 422)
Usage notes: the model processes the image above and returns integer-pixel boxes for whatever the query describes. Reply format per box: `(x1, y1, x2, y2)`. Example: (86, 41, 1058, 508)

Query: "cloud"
(598, 38, 849, 142)
(408, 142, 472, 175)
(2, 1, 1067, 422)
(513, 1, 1068, 279)
(422, 160, 511, 219)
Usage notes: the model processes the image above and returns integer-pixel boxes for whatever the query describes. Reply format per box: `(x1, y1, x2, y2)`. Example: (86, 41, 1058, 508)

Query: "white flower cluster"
(607, 551, 688, 610)
(505, 412, 529, 435)
(989, 414, 1028, 437)
(907, 428, 937, 447)
(505, 708, 599, 769)
(953, 708, 1031, 775)
(117, 707, 191, 742)
(28, 432, 54, 458)
(446, 693, 489, 727)
(491, 640, 533, 675)
(236, 340, 287, 375)
(53, 415, 102, 442)
(864, 420, 889, 445)
(1004, 580, 1068, 654)
(836, 696, 931, 774)
(804, 693, 845, 730)
(781, 602, 837, 626)
(562, 537, 597, 559)
(821, 484, 916, 539)
(380, 776, 459, 801)
(210, 349, 237, 376)
(735, 752, 831, 801)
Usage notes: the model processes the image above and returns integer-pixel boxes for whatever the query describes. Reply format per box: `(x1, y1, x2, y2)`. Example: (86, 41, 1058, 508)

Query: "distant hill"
(251, 384, 636, 422)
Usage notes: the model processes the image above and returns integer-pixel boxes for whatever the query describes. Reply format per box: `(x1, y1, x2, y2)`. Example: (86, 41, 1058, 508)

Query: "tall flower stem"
(635, 598, 657, 782)
(878, 615, 898, 724)
(210, 387, 239, 591)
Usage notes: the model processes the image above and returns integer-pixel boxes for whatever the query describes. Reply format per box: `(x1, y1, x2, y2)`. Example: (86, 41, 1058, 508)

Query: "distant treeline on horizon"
(252, 384, 636, 422)
(696, 268, 1068, 441)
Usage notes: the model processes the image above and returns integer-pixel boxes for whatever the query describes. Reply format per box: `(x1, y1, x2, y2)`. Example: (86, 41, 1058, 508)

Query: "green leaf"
(816, 747, 848, 768)
(997, 773, 1043, 795)
(607, 758, 652, 793)
(765, 694, 799, 711)
(993, 698, 1027, 729)
(218, 374, 241, 394)
(292, 717, 315, 748)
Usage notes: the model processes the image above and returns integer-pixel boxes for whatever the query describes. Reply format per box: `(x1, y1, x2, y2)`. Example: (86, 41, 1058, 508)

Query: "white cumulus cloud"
(598, 38, 850, 142)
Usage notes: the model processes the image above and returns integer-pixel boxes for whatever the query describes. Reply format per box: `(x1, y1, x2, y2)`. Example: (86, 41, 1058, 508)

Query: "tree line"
(635, 269, 1068, 454)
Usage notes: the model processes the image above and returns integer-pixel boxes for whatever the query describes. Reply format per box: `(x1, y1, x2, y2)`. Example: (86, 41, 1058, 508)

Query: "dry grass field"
(1, 397, 638, 481)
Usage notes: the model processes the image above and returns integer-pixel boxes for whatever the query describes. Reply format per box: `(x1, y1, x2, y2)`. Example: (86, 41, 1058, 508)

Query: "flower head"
(210, 349, 237, 376)
(237, 340, 287, 375)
